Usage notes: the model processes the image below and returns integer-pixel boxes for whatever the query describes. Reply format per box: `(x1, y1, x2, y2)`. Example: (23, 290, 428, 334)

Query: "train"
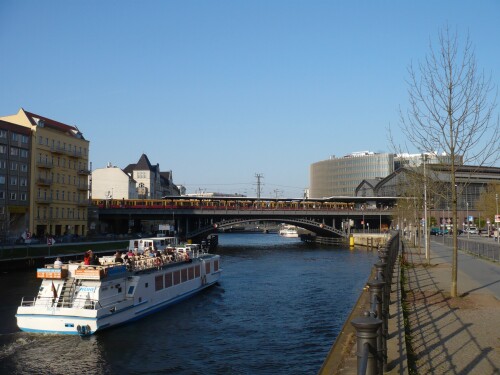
(91, 197, 357, 211)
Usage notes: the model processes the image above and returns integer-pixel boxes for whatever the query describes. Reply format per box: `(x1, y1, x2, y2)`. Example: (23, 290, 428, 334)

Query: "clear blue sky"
(1, 1, 499, 197)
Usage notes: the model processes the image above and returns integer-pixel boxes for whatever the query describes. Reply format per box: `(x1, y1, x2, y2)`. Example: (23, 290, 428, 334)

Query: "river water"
(0, 233, 378, 375)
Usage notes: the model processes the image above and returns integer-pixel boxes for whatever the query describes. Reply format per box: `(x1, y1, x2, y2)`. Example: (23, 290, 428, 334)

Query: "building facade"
(356, 164, 500, 226)
(309, 151, 394, 198)
(91, 163, 138, 199)
(0, 120, 31, 242)
(0, 109, 90, 238)
(92, 154, 180, 200)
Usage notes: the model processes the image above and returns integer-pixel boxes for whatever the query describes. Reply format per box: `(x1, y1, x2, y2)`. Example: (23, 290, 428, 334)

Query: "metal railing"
(351, 232, 400, 375)
(443, 236, 499, 262)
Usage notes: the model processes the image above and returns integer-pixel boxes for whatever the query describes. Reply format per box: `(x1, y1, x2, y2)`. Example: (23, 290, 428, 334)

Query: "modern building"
(309, 151, 394, 198)
(0, 120, 32, 242)
(0, 109, 90, 238)
(92, 154, 180, 200)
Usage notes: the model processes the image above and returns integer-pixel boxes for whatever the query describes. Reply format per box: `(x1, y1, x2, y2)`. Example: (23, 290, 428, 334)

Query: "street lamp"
(423, 154, 429, 263)
(466, 201, 469, 239)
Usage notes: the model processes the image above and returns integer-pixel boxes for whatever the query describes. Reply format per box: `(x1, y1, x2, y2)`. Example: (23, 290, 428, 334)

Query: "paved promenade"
(386, 239, 500, 375)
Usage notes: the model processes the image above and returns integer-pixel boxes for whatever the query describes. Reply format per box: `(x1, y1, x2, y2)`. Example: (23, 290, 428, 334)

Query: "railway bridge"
(92, 196, 397, 242)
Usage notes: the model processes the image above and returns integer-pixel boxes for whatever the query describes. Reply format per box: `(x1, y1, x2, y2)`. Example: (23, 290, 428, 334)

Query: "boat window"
(214, 260, 219, 272)
(181, 268, 188, 283)
(165, 273, 172, 288)
(205, 262, 211, 274)
(155, 275, 163, 291)
(145, 282, 149, 288)
(128, 286, 135, 295)
(173, 270, 180, 285)
(188, 267, 194, 280)
(195, 265, 200, 278)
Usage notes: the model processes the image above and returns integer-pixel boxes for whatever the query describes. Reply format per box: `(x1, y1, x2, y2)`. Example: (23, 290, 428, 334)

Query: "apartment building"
(0, 109, 90, 238)
(0, 120, 31, 242)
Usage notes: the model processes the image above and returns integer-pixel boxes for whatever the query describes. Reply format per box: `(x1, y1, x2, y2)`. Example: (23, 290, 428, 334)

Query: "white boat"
(16, 245, 221, 335)
(279, 225, 299, 238)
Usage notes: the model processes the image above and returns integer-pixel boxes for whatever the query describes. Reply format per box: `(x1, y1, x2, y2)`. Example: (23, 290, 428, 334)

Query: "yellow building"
(0, 109, 90, 237)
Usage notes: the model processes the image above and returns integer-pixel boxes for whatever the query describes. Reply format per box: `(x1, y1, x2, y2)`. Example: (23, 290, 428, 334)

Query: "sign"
(495, 215, 500, 223)
(37, 268, 68, 279)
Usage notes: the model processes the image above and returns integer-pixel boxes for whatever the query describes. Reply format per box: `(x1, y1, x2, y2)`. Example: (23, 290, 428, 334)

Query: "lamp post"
(423, 154, 429, 263)
(466, 201, 469, 239)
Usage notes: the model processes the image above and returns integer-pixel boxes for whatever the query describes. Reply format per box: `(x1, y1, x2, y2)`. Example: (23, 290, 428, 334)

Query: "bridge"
(92, 196, 397, 242)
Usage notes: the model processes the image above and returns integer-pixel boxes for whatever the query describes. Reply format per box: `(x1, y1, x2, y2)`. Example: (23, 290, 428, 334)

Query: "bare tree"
(399, 26, 499, 297)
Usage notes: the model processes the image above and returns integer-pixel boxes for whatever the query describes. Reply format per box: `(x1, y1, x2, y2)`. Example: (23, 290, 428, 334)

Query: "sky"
(1, 1, 499, 198)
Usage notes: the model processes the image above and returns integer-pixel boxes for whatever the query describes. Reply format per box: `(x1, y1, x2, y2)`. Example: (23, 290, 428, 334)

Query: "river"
(0, 233, 378, 374)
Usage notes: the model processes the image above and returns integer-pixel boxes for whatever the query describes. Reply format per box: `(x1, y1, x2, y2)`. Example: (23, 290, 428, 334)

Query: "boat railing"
(21, 295, 103, 310)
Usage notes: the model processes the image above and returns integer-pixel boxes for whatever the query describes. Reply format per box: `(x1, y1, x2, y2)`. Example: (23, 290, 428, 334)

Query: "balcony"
(78, 169, 90, 175)
(36, 177, 53, 186)
(77, 184, 89, 191)
(50, 146, 64, 154)
(36, 197, 52, 204)
(66, 150, 83, 158)
(77, 199, 89, 206)
(36, 160, 53, 169)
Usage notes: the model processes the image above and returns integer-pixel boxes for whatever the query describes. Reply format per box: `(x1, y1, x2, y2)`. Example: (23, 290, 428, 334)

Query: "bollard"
(374, 262, 385, 281)
(351, 313, 383, 375)
(368, 279, 386, 374)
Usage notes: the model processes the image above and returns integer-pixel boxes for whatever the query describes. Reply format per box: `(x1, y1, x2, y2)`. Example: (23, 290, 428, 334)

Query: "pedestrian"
(54, 257, 62, 268)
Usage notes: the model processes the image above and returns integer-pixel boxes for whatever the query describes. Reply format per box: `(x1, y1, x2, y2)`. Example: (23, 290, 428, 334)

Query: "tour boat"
(279, 225, 299, 238)
(16, 244, 221, 335)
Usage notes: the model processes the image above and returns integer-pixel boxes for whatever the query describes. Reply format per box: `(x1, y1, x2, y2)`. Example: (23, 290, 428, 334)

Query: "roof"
(123, 154, 157, 174)
(23, 109, 86, 140)
(0, 119, 32, 135)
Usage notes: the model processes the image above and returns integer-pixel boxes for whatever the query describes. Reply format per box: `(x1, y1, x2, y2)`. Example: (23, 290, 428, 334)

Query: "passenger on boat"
(115, 251, 124, 263)
(54, 257, 62, 268)
(90, 253, 100, 266)
(84, 250, 92, 265)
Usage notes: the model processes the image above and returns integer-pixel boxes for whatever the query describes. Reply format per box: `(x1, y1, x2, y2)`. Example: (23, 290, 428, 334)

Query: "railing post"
(351, 312, 383, 375)
(368, 279, 386, 374)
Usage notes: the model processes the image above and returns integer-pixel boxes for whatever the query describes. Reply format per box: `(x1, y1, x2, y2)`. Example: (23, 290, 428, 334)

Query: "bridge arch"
(187, 217, 348, 240)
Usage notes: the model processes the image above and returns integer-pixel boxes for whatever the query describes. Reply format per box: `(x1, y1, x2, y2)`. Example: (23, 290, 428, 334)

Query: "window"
(20, 193, 27, 201)
(10, 192, 16, 200)
(0, 191, 4, 199)
(10, 177, 17, 185)
(38, 136, 43, 144)
(0, 176, 5, 184)
(20, 178, 27, 187)
(10, 162, 18, 171)
(0, 130, 6, 138)
(0, 161, 6, 169)
(10, 147, 19, 156)
(21, 135, 29, 143)
(0, 145, 7, 154)
(20, 149, 28, 158)
(11, 133, 18, 141)
(21, 164, 27, 172)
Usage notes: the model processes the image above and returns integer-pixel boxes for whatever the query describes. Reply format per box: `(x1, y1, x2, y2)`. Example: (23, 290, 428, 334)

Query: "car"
(465, 226, 478, 234)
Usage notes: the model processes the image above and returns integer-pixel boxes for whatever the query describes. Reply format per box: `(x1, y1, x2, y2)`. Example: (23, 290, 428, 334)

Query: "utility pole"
(255, 173, 264, 202)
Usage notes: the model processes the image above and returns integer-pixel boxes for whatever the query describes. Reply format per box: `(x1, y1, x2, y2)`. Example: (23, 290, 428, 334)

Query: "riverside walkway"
(388, 239, 500, 374)
(321, 236, 499, 375)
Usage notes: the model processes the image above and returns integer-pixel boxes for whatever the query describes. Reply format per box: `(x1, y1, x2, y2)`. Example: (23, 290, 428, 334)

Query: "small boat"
(279, 225, 299, 238)
(16, 243, 221, 335)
